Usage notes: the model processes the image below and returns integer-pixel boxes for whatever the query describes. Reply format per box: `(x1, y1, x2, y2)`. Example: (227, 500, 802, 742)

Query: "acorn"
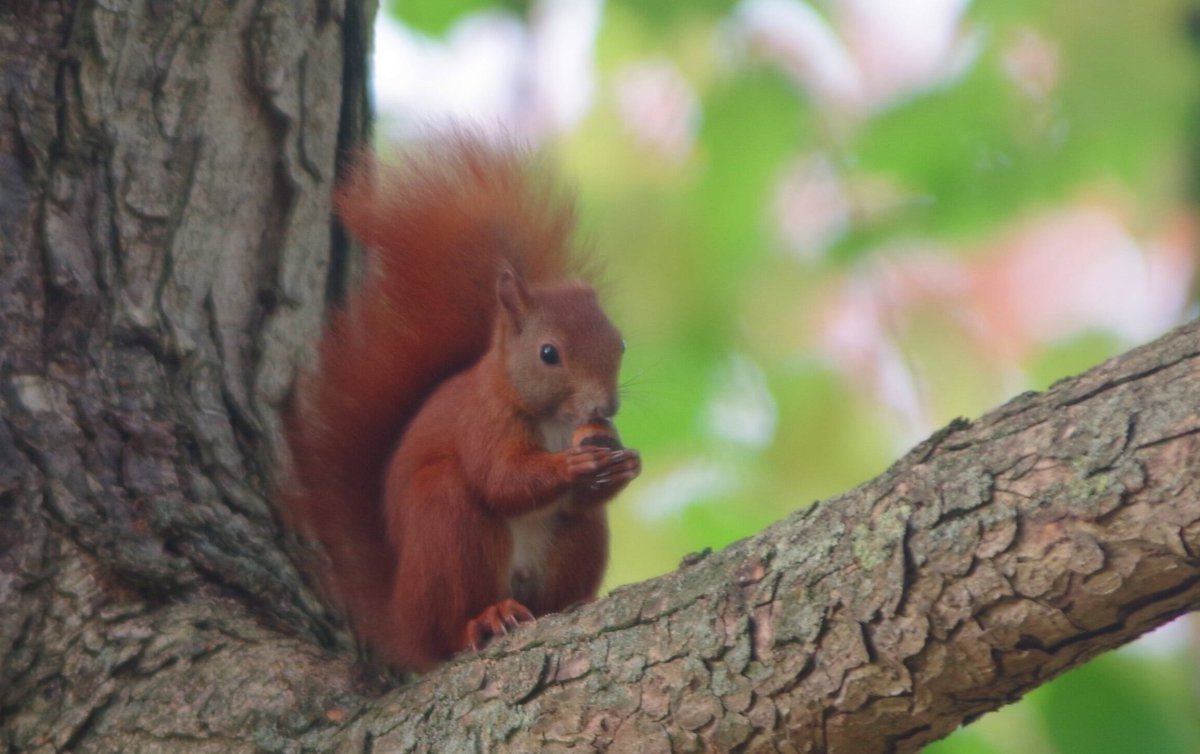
(572, 419, 622, 450)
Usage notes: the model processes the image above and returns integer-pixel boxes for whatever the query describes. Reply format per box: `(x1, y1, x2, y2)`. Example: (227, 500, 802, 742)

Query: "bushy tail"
(283, 135, 580, 649)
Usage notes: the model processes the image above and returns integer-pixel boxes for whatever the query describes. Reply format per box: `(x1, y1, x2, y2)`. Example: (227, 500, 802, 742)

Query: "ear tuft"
(497, 263, 532, 334)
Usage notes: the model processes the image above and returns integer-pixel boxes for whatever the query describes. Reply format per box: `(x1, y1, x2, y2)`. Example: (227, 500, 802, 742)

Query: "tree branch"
(328, 318, 1200, 753)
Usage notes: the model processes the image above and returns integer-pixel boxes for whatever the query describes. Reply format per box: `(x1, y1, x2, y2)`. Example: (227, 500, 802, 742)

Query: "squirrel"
(282, 135, 641, 673)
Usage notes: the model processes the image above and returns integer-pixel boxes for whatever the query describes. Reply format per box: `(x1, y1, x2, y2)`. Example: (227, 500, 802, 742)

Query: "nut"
(572, 419, 622, 450)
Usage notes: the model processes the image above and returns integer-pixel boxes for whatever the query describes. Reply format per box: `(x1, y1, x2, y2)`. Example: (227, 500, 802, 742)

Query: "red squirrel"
(282, 135, 641, 672)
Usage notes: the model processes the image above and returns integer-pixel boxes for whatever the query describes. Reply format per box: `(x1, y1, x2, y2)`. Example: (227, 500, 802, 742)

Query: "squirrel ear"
(497, 264, 533, 334)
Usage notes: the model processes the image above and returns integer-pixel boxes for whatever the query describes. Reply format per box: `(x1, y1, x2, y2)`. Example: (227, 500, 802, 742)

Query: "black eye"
(539, 344, 560, 365)
(620, 339, 627, 354)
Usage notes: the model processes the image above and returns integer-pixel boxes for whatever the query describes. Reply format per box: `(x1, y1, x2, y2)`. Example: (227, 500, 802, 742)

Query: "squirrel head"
(495, 265, 625, 426)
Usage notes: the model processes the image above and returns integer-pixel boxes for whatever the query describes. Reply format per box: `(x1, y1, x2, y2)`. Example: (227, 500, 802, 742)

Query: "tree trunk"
(0, 0, 369, 749)
(3, 2, 1200, 753)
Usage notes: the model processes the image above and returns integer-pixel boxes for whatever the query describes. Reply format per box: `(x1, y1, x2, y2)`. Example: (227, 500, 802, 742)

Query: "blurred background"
(372, 0, 1200, 750)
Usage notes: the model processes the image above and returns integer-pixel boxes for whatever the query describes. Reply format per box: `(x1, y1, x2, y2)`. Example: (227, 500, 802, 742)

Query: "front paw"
(563, 445, 616, 482)
(568, 447, 641, 492)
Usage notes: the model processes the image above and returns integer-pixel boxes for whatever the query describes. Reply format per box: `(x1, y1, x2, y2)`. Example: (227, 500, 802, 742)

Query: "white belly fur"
(507, 416, 575, 598)
(508, 504, 560, 589)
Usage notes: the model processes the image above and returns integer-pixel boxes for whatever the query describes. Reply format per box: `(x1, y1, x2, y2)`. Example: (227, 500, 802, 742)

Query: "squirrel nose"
(589, 396, 619, 420)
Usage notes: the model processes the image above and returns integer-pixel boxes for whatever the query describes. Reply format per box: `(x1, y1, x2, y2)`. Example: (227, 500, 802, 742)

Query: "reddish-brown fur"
(282, 136, 640, 671)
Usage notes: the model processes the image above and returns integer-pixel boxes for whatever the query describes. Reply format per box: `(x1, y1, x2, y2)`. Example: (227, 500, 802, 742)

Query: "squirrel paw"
(463, 598, 536, 651)
(585, 449, 641, 489)
(564, 446, 641, 485)
(566, 447, 641, 489)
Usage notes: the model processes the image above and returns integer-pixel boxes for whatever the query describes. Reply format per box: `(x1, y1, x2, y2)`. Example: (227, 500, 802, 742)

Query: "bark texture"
(3, 1, 1200, 753)
(0, 0, 369, 750)
(329, 320, 1199, 753)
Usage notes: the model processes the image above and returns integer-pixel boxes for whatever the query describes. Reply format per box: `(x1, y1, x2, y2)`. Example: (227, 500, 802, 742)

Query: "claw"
(461, 598, 536, 653)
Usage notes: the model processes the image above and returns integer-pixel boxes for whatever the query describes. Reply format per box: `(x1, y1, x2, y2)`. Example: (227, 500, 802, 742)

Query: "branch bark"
(3, 1, 1200, 752)
(329, 319, 1200, 753)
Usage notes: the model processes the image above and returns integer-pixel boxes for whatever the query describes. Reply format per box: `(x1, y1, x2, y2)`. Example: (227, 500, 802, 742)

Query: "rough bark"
(3, 1, 1200, 753)
(318, 321, 1199, 754)
(0, 0, 369, 750)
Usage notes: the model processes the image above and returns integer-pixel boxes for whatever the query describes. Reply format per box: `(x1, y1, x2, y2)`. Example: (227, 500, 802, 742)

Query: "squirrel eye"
(539, 343, 561, 366)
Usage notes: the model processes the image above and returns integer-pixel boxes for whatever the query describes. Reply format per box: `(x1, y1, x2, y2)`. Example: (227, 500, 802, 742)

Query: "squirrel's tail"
(282, 134, 579, 649)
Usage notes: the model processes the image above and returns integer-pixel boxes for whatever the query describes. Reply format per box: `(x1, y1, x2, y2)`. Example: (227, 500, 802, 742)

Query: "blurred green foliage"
(383, 0, 497, 34)
(382, 0, 1200, 750)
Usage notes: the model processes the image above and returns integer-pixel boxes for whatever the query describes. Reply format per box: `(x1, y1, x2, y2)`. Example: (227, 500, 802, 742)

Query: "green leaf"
(608, 0, 738, 28)
(384, 0, 517, 35)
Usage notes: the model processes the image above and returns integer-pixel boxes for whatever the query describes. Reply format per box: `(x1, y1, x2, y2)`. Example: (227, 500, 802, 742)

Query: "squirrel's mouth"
(572, 419, 621, 450)
(561, 394, 620, 426)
